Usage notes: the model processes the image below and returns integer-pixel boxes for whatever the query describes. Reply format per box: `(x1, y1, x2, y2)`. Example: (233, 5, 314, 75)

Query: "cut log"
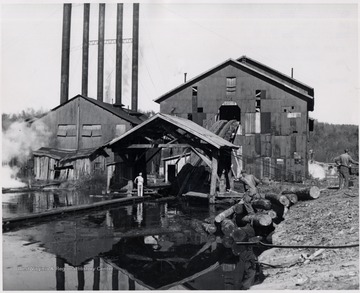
(267, 210, 277, 219)
(231, 243, 247, 255)
(214, 203, 243, 223)
(222, 236, 235, 248)
(251, 199, 272, 210)
(281, 186, 320, 200)
(284, 193, 298, 205)
(202, 223, 217, 234)
(242, 223, 256, 238)
(234, 203, 245, 215)
(266, 231, 275, 244)
(221, 219, 236, 236)
(240, 213, 272, 227)
(249, 236, 264, 244)
(264, 193, 290, 207)
(231, 227, 247, 242)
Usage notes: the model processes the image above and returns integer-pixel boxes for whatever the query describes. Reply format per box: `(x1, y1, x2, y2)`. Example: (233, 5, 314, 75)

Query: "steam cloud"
(2, 120, 51, 188)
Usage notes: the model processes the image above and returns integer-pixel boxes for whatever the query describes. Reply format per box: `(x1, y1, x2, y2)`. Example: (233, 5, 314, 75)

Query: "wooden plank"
(209, 152, 219, 202)
(260, 112, 271, 134)
(3, 196, 151, 225)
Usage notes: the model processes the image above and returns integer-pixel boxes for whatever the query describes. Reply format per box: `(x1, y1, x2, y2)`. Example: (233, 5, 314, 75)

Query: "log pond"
(2, 190, 265, 290)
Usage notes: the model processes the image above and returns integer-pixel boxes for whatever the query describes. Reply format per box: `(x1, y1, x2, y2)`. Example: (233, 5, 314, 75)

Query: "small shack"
(103, 113, 239, 201)
(33, 147, 108, 181)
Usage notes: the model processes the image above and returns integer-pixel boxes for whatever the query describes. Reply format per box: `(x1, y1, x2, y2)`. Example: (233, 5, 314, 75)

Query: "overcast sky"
(1, 1, 359, 125)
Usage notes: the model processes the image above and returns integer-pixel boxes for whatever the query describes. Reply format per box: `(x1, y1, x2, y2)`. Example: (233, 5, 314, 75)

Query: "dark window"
(192, 86, 198, 96)
(197, 107, 203, 113)
(256, 90, 266, 99)
(187, 113, 193, 121)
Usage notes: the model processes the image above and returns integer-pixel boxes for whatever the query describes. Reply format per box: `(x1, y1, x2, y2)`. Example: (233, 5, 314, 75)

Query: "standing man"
(334, 149, 358, 189)
(239, 169, 262, 214)
(134, 172, 144, 197)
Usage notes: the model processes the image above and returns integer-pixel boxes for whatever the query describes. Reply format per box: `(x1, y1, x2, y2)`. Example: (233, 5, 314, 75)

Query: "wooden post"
(209, 151, 219, 204)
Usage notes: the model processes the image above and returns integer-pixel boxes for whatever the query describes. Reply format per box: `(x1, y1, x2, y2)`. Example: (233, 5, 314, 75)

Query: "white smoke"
(308, 161, 326, 180)
(2, 120, 51, 188)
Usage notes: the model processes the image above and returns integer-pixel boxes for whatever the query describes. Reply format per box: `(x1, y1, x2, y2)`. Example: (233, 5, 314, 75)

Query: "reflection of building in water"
(136, 203, 143, 227)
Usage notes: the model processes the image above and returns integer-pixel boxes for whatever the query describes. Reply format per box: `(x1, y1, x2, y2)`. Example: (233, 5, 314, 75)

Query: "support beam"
(125, 143, 190, 149)
(97, 3, 105, 101)
(60, 4, 72, 104)
(81, 3, 90, 97)
(115, 3, 123, 105)
(209, 151, 219, 204)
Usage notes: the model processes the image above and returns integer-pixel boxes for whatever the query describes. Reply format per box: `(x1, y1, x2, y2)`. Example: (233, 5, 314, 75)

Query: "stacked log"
(198, 184, 320, 255)
(281, 186, 320, 200)
(264, 193, 290, 207)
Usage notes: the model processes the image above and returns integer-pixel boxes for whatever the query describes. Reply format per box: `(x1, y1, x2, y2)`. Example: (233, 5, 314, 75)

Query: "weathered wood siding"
(32, 97, 133, 150)
(159, 63, 310, 181)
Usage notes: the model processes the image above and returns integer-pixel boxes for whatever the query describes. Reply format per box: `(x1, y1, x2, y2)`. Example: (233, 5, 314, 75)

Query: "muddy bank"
(250, 185, 359, 290)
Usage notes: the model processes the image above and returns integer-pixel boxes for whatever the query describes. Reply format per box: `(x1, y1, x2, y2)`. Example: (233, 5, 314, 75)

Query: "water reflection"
(3, 193, 263, 290)
(2, 190, 105, 219)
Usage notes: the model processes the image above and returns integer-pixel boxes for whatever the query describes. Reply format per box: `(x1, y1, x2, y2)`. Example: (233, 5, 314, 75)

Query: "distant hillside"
(309, 121, 358, 163)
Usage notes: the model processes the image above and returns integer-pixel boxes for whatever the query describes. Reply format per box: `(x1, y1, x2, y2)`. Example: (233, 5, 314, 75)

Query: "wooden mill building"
(155, 56, 315, 182)
(31, 94, 146, 181)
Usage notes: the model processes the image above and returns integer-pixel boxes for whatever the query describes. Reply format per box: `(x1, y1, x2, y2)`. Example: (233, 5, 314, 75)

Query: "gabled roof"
(237, 55, 314, 96)
(50, 94, 146, 125)
(154, 57, 314, 111)
(105, 113, 238, 150)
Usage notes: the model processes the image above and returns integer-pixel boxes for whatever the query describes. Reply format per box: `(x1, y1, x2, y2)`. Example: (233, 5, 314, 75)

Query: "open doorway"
(219, 102, 241, 121)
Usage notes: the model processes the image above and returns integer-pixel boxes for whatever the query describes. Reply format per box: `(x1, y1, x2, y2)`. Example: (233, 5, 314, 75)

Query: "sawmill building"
(31, 94, 146, 181)
(155, 56, 315, 182)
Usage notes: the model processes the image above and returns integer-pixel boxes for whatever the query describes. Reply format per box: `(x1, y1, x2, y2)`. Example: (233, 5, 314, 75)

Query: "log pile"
(199, 184, 321, 252)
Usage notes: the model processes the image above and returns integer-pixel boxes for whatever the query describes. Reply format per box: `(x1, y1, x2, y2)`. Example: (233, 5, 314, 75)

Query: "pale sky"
(1, 1, 359, 125)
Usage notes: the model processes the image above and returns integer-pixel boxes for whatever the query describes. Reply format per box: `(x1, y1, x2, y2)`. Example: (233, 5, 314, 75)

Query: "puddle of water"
(2, 191, 264, 290)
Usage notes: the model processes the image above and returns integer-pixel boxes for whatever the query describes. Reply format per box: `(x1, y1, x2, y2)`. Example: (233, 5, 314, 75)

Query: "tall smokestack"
(97, 4, 106, 102)
(60, 4, 72, 104)
(115, 3, 123, 106)
(131, 3, 139, 111)
(81, 3, 90, 97)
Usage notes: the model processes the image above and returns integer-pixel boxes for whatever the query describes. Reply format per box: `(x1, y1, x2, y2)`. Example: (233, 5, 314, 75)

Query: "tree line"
(309, 120, 359, 163)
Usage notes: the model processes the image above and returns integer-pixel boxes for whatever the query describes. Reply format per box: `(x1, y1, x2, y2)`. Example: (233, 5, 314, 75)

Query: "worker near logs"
(334, 149, 358, 189)
(134, 172, 144, 197)
(239, 169, 262, 215)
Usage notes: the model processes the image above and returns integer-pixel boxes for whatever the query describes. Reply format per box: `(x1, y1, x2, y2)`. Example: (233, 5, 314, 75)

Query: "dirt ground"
(250, 179, 359, 290)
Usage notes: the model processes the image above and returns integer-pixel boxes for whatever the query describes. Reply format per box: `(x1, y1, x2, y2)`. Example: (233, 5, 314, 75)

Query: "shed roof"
(154, 57, 314, 111)
(105, 113, 238, 150)
(33, 147, 108, 162)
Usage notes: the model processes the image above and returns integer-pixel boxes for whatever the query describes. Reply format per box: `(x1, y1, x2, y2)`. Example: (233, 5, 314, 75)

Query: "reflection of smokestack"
(97, 4, 106, 102)
(131, 3, 139, 111)
(60, 4, 72, 104)
(82, 4, 90, 97)
(115, 4, 123, 106)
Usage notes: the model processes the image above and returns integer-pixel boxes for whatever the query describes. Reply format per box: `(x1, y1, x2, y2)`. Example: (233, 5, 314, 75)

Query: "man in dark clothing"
(334, 149, 358, 189)
(239, 170, 262, 214)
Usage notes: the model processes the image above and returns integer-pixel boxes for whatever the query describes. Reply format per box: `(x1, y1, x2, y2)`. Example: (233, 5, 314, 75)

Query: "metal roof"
(105, 113, 239, 150)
